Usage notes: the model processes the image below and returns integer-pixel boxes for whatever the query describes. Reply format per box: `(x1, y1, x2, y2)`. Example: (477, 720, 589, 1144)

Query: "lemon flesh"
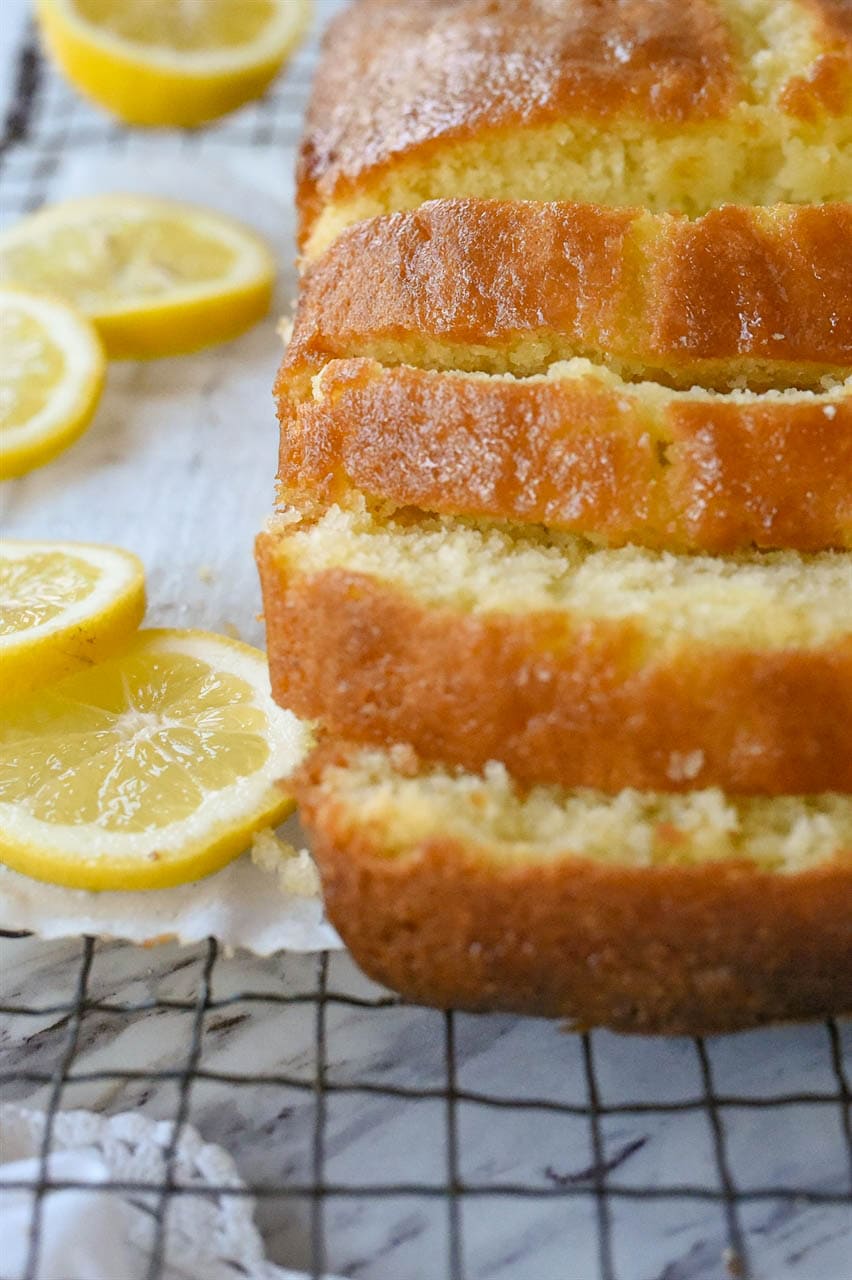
(73, 0, 276, 51)
(0, 196, 275, 358)
(36, 0, 312, 127)
(1, 540, 146, 699)
(0, 629, 314, 890)
(0, 290, 105, 478)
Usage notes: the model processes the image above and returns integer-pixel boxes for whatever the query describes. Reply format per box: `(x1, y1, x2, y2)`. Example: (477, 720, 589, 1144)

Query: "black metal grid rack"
(2, 927, 851, 1280)
(1, 8, 851, 1280)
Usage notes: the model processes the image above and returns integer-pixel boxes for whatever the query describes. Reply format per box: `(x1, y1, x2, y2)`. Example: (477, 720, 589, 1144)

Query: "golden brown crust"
(809, 0, 852, 39)
(257, 537, 852, 795)
(283, 201, 852, 391)
(279, 359, 852, 553)
(782, 1, 852, 118)
(298, 0, 740, 239)
(298, 751, 852, 1034)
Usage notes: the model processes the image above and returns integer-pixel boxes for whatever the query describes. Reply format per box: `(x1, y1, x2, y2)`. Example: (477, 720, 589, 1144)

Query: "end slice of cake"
(299, 0, 852, 258)
(296, 741, 852, 1033)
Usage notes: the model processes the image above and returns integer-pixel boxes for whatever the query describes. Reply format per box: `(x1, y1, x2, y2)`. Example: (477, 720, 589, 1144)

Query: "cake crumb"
(197, 564, 215, 584)
(223, 620, 242, 641)
(251, 828, 321, 898)
(388, 742, 419, 775)
(723, 1248, 744, 1278)
(666, 749, 705, 782)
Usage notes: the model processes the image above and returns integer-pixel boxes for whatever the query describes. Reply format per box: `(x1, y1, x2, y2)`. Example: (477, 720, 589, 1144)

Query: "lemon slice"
(36, 0, 312, 128)
(0, 196, 275, 359)
(0, 629, 314, 891)
(0, 289, 105, 478)
(1, 540, 146, 700)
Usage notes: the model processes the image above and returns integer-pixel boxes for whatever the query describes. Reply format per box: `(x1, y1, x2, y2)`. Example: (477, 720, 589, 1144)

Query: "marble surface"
(2, 932, 851, 1279)
(1, 2, 850, 1277)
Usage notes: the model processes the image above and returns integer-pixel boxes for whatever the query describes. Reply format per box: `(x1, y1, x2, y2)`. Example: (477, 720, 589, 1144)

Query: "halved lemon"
(0, 289, 105, 478)
(0, 629, 313, 890)
(1, 540, 146, 699)
(0, 195, 275, 358)
(36, 0, 312, 128)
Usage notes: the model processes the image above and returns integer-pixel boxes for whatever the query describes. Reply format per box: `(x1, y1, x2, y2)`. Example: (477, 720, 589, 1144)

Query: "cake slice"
(284, 200, 852, 394)
(296, 742, 852, 1033)
(298, 0, 852, 258)
(257, 505, 852, 796)
(279, 358, 852, 553)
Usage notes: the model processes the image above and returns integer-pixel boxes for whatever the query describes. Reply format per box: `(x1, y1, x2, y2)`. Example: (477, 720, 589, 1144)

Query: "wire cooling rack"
(1, 6, 851, 1279)
(1, 929, 851, 1280)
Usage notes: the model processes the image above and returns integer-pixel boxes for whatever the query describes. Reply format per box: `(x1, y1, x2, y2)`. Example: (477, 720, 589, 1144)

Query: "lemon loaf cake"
(298, 0, 852, 259)
(278, 358, 852, 554)
(295, 743, 852, 1033)
(257, 506, 852, 796)
(258, 0, 852, 1030)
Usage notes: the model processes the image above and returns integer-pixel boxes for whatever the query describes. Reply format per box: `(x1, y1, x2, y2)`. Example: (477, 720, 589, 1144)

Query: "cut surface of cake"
(296, 742, 852, 1032)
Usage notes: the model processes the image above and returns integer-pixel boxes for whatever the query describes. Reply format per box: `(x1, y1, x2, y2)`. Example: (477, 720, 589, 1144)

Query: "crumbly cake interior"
(310, 358, 852, 411)
(314, 747, 852, 873)
(306, 121, 852, 261)
(304, 0, 852, 257)
(275, 505, 852, 650)
(292, 333, 850, 395)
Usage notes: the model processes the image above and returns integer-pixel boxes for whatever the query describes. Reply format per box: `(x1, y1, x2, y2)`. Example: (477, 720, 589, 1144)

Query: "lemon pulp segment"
(72, 0, 276, 52)
(2, 217, 235, 308)
(2, 307, 65, 426)
(2, 549, 100, 635)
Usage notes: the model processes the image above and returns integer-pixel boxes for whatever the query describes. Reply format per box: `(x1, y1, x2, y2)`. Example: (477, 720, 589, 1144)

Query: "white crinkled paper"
(1, 1104, 344, 1280)
(0, 813, 341, 952)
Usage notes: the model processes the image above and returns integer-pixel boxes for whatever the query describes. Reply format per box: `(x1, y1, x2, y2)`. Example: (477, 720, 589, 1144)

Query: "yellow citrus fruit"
(0, 195, 276, 359)
(0, 289, 105, 478)
(0, 629, 314, 891)
(1, 540, 146, 699)
(36, 0, 312, 128)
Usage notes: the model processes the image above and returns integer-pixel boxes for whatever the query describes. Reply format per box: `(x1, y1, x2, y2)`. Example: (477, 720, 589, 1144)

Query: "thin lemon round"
(0, 289, 105, 478)
(0, 195, 276, 359)
(36, 0, 312, 128)
(0, 629, 314, 891)
(1, 540, 146, 700)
